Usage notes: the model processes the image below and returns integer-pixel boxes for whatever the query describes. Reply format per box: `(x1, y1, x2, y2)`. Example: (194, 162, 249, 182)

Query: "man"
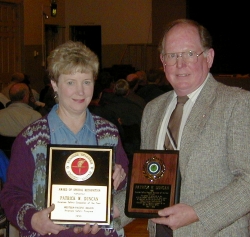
(0, 92, 10, 107)
(141, 19, 250, 236)
(136, 68, 167, 103)
(125, 73, 146, 109)
(0, 82, 42, 137)
(1, 72, 25, 99)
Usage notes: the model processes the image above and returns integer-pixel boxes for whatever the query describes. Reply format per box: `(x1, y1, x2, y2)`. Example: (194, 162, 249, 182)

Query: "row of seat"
(0, 135, 15, 159)
(0, 179, 9, 237)
(0, 135, 14, 237)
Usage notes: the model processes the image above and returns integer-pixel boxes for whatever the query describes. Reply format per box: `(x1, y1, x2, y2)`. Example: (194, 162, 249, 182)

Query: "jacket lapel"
(180, 75, 219, 175)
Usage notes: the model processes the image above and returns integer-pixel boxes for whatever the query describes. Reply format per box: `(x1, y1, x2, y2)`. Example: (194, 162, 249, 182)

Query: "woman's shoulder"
(92, 114, 117, 127)
(92, 114, 120, 146)
(92, 114, 119, 134)
(17, 116, 50, 141)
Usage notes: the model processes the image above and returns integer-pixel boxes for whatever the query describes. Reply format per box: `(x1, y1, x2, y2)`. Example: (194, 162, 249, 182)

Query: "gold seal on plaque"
(143, 156, 165, 181)
(65, 152, 95, 181)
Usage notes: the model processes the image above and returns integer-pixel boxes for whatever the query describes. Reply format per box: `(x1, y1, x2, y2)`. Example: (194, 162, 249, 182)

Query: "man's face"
(160, 23, 214, 96)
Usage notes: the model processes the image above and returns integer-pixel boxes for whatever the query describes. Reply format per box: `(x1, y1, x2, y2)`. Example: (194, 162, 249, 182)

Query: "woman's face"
(51, 71, 94, 116)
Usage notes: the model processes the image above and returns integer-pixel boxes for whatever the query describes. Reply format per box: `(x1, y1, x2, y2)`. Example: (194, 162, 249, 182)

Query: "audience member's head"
(126, 73, 140, 91)
(11, 72, 25, 83)
(98, 71, 114, 87)
(1, 72, 25, 99)
(147, 68, 165, 84)
(114, 79, 129, 96)
(135, 70, 148, 86)
(9, 83, 30, 104)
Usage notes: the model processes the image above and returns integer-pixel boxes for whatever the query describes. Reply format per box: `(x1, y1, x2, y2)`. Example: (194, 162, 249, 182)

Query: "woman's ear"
(50, 80, 58, 91)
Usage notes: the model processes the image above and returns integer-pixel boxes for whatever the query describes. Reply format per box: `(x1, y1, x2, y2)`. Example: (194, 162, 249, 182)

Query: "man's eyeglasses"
(162, 50, 205, 66)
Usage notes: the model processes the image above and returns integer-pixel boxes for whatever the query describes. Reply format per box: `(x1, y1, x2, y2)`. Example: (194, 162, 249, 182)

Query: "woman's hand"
(113, 164, 126, 190)
(32, 204, 101, 235)
(31, 204, 67, 235)
(73, 223, 100, 234)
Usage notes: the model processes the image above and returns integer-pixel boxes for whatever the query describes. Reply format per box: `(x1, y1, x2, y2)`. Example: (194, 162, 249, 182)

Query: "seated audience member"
(126, 73, 140, 92)
(154, 68, 173, 92)
(23, 73, 45, 109)
(96, 71, 116, 107)
(103, 79, 143, 126)
(126, 73, 146, 109)
(89, 82, 122, 133)
(39, 71, 52, 103)
(1, 72, 25, 99)
(0, 102, 4, 110)
(38, 86, 56, 116)
(136, 68, 166, 103)
(0, 82, 42, 137)
(0, 92, 10, 107)
(0, 149, 9, 183)
(135, 70, 148, 92)
(98, 70, 115, 93)
(102, 79, 142, 159)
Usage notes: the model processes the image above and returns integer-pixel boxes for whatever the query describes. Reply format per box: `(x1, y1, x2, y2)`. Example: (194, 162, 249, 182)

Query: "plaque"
(46, 144, 114, 227)
(125, 150, 180, 218)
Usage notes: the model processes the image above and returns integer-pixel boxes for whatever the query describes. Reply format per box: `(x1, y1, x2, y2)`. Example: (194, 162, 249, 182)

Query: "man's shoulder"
(10, 103, 42, 118)
(147, 91, 172, 104)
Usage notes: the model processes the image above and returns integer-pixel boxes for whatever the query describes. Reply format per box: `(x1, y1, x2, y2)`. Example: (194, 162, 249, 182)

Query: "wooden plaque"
(125, 150, 180, 218)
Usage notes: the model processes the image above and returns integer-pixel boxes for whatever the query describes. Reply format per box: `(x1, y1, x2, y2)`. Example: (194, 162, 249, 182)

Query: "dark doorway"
(70, 25, 102, 69)
(44, 24, 65, 68)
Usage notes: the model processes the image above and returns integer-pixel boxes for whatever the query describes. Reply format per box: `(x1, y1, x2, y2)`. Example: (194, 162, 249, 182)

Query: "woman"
(0, 41, 130, 237)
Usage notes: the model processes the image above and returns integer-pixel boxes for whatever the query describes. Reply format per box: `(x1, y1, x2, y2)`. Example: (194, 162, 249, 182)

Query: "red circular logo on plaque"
(65, 152, 95, 181)
(71, 158, 89, 175)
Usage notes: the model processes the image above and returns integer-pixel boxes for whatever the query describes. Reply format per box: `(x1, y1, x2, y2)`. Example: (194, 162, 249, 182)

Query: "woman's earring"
(54, 91, 58, 99)
(54, 91, 59, 103)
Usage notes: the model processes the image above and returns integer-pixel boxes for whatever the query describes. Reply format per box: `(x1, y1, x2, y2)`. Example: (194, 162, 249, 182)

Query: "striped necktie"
(164, 95, 189, 149)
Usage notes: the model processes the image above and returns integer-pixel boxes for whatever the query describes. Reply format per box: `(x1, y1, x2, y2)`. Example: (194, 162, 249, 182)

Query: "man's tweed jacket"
(141, 74, 250, 237)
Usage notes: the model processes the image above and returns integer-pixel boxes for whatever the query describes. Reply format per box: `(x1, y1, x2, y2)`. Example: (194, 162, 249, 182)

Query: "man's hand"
(151, 203, 199, 230)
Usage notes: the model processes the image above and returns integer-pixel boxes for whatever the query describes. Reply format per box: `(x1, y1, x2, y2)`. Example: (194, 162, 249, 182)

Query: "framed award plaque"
(46, 144, 114, 227)
(125, 150, 180, 218)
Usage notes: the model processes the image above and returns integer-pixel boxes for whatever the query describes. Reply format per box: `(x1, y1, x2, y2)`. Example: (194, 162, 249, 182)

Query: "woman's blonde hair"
(47, 41, 99, 82)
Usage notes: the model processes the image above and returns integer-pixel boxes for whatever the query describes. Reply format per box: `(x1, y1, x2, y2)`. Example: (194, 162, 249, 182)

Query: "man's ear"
(160, 55, 167, 72)
(206, 48, 215, 69)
